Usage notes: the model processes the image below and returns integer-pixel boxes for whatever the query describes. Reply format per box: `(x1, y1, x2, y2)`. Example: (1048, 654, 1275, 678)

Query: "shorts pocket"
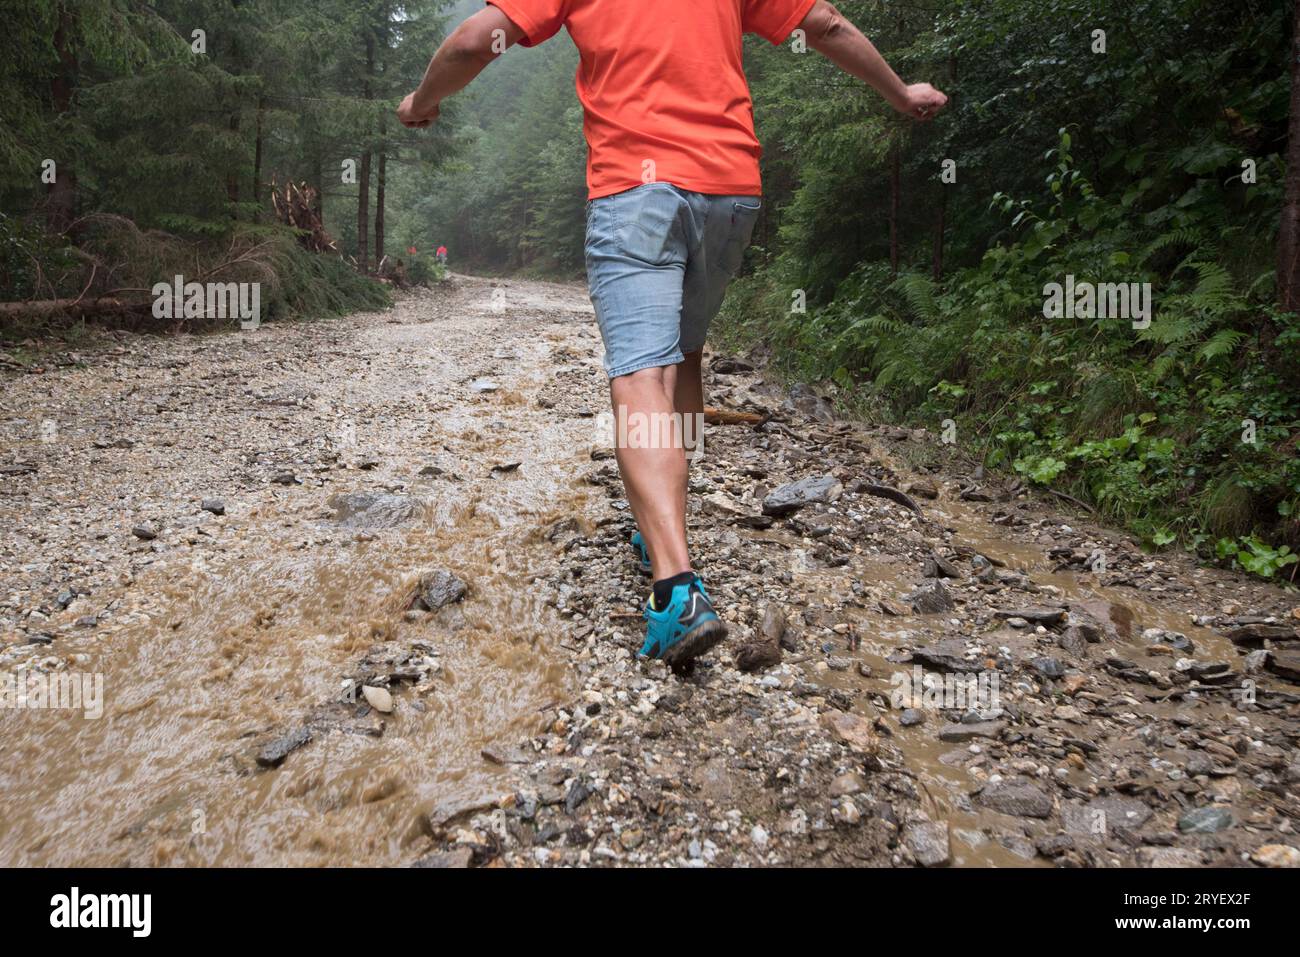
(617, 184, 684, 267)
(719, 198, 762, 275)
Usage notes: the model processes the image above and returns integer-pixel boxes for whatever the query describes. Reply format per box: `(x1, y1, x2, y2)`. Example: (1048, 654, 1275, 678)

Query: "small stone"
(1178, 806, 1233, 834)
(256, 727, 311, 768)
(903, 821, 951, 867)
(200, 498, 226, 516)
(362, 685, 394, 713)
(130, 523, 157, 541)
(819, 710, 878, 754)
(1250, 844, 1300, 868)
(899, 708, 925, 727)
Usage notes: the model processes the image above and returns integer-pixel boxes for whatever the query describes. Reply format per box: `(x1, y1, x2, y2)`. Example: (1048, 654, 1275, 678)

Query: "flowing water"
(0, 278, 603, 865)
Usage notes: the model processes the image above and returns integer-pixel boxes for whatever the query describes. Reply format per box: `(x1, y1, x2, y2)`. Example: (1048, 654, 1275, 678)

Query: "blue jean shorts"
(584, 183, 761, 379)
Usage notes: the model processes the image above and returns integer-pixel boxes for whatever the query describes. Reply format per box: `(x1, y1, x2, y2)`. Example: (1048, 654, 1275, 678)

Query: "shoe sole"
(662, 616, 728, 669)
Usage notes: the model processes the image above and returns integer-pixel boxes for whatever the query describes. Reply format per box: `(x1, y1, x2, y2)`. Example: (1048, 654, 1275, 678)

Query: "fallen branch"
(861, 483, 923, 516)
(703, 406, 765, 425)
(1045, 487, 1096, 514)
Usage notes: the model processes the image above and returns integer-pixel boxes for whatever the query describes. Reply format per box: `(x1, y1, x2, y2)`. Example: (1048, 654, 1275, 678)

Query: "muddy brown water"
(0, 279, 602, 865)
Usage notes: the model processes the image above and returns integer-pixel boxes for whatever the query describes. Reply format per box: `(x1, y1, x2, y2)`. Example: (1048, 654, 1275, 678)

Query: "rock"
(1178, 806, 1233, 834)
(256, 727, 311, 768)
(1142, 627, 1194, 653)
(1069, 598, 1134, 641)
(200, 498, 226, 516)
(469, 378, 499, 392)
(1137, 847, 1204, 868)
(909, 645, 983, 673)
(1224, 623, 1299, 647)
(899, 708, 926, 727)
(784, 383, 834, 422)
(903, 821, 951, 867)
(994, 606, 1066, 627)
(328, 491, 419, 529)
(1062, 796, 1152, 837)
(975, 778, 1053, 819)
(270, 471, 299, 485)
(130, 523, 157, 541)
(761, 604, 787, 644)
(907, 581, 955, 615)
(1250, 844, 1300, 868)
(1030, 656, 1065, 679)
(1264, 650, 1300, 683)
(761, 475, 843, 516)
(939, 721, 1003, 742)
(819, 710, 879, 755)
(829, 773, 864, 796)
(480, 746, 530, 765)
(923, 554, 962, 579)
(411, 847, 473, 868)
(361, 685, 393, 713)
(414, 570, 467, 610)
(736, 639, 782, 673)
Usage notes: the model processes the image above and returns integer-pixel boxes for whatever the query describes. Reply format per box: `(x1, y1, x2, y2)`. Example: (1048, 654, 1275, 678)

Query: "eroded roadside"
(1, 275, 1296, 868)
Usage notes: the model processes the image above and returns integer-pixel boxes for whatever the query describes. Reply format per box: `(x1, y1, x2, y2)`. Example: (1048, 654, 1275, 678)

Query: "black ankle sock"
(652, 571, 695, 609)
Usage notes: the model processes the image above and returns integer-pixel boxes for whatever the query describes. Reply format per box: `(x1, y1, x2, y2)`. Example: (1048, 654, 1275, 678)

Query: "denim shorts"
(584, 183, 761, 379)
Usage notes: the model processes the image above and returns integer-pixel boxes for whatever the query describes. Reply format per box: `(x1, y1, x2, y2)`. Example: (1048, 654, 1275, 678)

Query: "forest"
(2, 0, 1298, 579)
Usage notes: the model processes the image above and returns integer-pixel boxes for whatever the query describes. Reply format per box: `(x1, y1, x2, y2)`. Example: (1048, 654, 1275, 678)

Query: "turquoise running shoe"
(629, 530, 652, 576)
(639, 574, 728, 666)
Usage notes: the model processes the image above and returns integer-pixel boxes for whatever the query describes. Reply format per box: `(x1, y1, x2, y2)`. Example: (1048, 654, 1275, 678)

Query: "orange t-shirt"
(487, 0, 816, 199)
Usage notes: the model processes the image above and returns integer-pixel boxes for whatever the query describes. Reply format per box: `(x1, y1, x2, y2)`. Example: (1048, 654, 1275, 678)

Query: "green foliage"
(719, 0, 1297, 579)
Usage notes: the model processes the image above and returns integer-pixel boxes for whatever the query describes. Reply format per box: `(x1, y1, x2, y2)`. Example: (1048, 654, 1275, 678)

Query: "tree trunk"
(356, 151, 371, 272)
(375, 138, 386, 267)
(889, 139, 901, 279)
(1278, 0, 1300, 312)
(252, 96, 265, 223)
(46, 5, 78, 235)
(226, 114, 241, 212)
(356, 32, 375, 272)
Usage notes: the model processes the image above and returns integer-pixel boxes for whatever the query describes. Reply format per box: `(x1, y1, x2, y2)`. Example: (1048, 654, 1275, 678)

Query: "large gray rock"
(415, 570, 467, 610)
(328, 491, 420, 529)
(976, 778, 1054, 818)
(762, 475, 843, 516)
(903, 821, 951, 867)
(1062, 796, 1152, 837)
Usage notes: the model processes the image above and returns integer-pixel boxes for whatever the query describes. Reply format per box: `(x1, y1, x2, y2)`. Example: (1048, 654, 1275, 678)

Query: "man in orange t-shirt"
(399, 1, 946, 667)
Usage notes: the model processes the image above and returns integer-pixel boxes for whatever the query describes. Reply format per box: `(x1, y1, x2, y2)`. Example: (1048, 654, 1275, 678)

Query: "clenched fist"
(397, 92, 440, 129)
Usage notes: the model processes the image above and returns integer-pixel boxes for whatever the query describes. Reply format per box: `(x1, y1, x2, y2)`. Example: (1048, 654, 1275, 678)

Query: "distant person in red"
(408, 245, 418, 255)
(435, 245, 448, 264)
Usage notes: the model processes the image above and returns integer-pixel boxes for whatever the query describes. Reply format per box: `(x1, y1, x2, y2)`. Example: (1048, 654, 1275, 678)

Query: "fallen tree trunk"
(0, 296, 153, 321)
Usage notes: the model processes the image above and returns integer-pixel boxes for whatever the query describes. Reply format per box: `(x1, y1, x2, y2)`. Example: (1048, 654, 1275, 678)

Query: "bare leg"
(610, 366, 690, 580)
(674, 350, 705, 461)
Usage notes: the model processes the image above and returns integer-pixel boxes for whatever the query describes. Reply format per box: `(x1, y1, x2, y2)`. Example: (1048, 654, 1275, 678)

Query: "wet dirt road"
(1, 274, 1297, 868)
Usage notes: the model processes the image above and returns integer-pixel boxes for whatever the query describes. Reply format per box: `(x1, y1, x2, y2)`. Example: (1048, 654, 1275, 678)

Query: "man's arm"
(397, 6, 525, 128)
(798, 0, 947, 120)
